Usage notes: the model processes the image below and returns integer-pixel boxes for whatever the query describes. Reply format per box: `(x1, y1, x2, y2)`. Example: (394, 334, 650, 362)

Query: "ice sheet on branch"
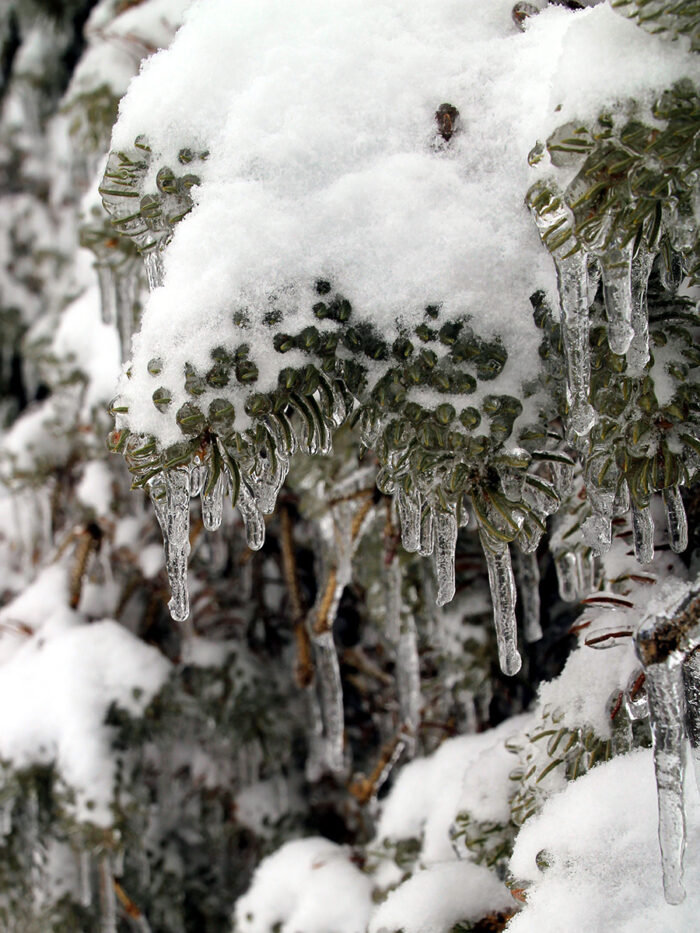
(110, 0, 698, 446)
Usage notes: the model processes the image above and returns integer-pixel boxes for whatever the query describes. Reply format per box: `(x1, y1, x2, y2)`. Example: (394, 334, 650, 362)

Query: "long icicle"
(433, 505, 458, 606)
(600, 239, 635, 355)
(312, 626, 345, 774)
(481, 530, 521, 676)
(397, 485, 421, 553)
(627, 240, 654, 374)
(632, 502, 655, 565)
(663, 486, 688, 554)
(515, 547, 542, 642)
(683, 646, 700, 795)
(149, 466, 191, 622)
(557, 248, 597, 436)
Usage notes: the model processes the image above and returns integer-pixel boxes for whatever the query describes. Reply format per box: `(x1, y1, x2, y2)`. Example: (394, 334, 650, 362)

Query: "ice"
(98, 852, 117, 933)
(600, 240, 635, 355)
(312, 630, 345, 774)
(554, 550, 580, 603)
(627, 241, 654, 374)
(201, 466, 225, 531)
(516, 548, 542, 643)
(114, 264, 138, 363)
(683, 647, 700, 795)
(78, 848, 92, 909)
(632, 502, 655, 565)
(644, 652, 687, 905)
(149, 466, 191, 622)
(419, 506, 434, 558)
(557, 249, 597, 437)
(551, 460, 575, 498)
(237, 481, 266, 551)
(95, 264, 115, 325)
(396, 486, 421, 554)
(433, 507, 457, 607)
(582, 459, 617, 555)
(481, 532, 521, 676)
(143, 250, 164, 291)
(383, 558, 402, 644)
(188, 460, 207, 498)
(663, 486, 688, 555)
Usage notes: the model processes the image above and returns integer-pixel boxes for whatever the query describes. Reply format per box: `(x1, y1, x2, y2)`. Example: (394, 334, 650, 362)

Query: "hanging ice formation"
(634, 579, 700, 905)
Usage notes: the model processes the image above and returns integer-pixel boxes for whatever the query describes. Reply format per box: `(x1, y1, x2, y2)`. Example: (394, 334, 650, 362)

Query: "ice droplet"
(663, 487, 688, 554)
(627, 241, 654, 374)
(149, 467, 191, 623)
(481, 532, 522, 676)
(202, 467, 226, 531)
(98, 852, 118, 933)
(632, 502, 655, 565)
(397, 486, 421, 553)
(434, 507, 458, 606)
(143, 249, 164, 291)
(644, 652, 687, 905)
(515, 548, 542, 642)
(556, 250, 597, 436)
(600, 240, 635, 355)
(683, 646, 700, 794)
(312, 629, 345, 773)
(237, 480, 265, 550)
(554, 550, 580, 602)
(397, 614, 421, 757)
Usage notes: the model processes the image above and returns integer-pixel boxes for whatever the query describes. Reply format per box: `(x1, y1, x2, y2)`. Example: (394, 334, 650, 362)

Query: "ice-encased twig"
(383, 558, 402, 644)
(78, 848, 92, 908)
(600, 240, 635, 355)
(683, 646, 700, 794)
(312, 630, 345, 773)
(663, 486, 688, 554)
(515, 547, 542, 642)
(97, 852, 118, 933)
(627, 240, 654, 374)
(397, 614, 421, 757)
(434, 506, 458, 606)
(632, 502, 655, 565)
(149, 467, 191, 622)
(644, 652, 687, 905)
(481, 531, 522, 676)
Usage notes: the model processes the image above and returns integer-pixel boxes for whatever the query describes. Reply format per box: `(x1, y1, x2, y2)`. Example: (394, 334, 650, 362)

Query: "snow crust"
(508, 749, 700, 932)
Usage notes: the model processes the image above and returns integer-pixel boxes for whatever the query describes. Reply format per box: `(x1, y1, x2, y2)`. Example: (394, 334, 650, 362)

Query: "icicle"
(237, 481, 265, 550)
(96, 264, 116, 324)
(143, 249, 164, 291)
(663, 487, 688, 554)
(396, 486, 421, 553)
(644, 652, 687, 905)
(515, 548, 542, 642)
(114, 265, 138, 363)
(582, 460, 617, 555)
(632, 502, 654, 564)
(397, 614, 421, 756)
(383, 558, 402, 644)
(627, 241, 654, 374)
(554, 550, 580, 602)
(98, 852, 118, 933)
(419, 505, 434, 557)
(434, 507, 457, 606)
(189, 460, 207, 498)
(613, 478, 630, 517)
(202, 468, 225, 531)
(249, 451, 289, 515)
(149, 467, 191, 622)
(683, 646, 700, 794)
(330, 381, 347, 427)
(78, 848, 92, 909)
(551, 460, 575, 498)
(481, 533, 522, 676)
(556, 250, 596, 436)
(312, 630, 345, 773)
(600, 240, 635, 355)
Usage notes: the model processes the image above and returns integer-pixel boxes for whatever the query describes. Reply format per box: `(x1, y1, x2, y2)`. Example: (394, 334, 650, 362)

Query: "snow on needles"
(108, 0, 699, 445)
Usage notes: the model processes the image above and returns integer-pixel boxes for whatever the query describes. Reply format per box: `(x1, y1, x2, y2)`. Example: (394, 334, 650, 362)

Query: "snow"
(0, 609, 170, 825)
(507, 749, 700, 933)
(77, 461, 113, 517)
(108, 0, 700, 448)
(234, 837, 373, 933)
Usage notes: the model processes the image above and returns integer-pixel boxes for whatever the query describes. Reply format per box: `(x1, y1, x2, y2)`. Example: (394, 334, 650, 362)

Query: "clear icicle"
(150, 467, 191, 622)
(397, 614, 421, 756)
(682, 646, 700, 794)
(663, 487, 688, 554)
(383, 558, 402, 644)
(644, 652, 687, 905)
(434, 507, 458, 606)
(202, 468, 226, 531)
(632, 502, 655, 564)
(250, 451, 289, 515)
(481, 533, 522, 676)
(95, 264, 115, 324)
(189, 461, 207, 498)
(114, 266, 137, 363)
(582, 461, 617, 555)
(556, 249, 596, 436)
(97, 852, 118, 933)
(143, 249, 164, 290)
(419, 506, 434, 557)
(397, 486, 421, 553)
(600, 240, 635, 355)
(237, 481, 265, 550)
(627, 241, 654, 374)
(613, 478, 630, 517)
(554, 550, 580, 602)
(515, 548, 542, 642)
(312, 630, 345, 773)
(551, 460, 575, 498)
